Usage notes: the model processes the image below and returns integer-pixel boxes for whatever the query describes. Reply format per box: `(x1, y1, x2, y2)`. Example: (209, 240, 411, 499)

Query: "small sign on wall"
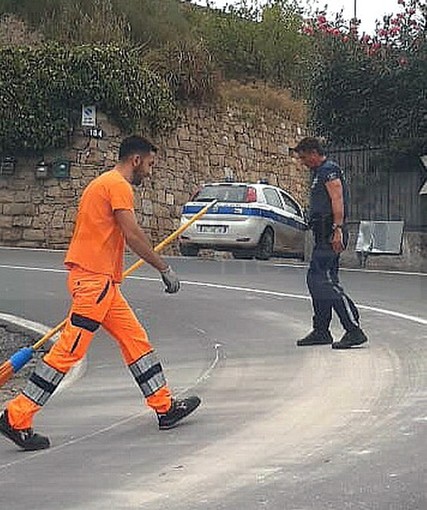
(81, 105, 96, 127)
(85, 128, 104, 139)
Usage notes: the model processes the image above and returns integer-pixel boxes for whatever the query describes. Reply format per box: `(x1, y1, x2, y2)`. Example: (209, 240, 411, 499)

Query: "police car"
(178, 181, 308, 260)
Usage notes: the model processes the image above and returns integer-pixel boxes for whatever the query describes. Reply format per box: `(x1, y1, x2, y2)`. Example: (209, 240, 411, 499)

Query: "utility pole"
(350, 0, 360, 36)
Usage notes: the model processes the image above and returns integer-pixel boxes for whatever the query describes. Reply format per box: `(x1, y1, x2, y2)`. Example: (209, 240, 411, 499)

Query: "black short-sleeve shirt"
(309, 159, 348, 227)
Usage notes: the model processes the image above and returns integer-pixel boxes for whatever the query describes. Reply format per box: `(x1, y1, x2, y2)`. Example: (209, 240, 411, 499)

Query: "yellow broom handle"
(123, 200, 217, 277)
(32, 321, 66, 350)
(32, 199, 217, 351)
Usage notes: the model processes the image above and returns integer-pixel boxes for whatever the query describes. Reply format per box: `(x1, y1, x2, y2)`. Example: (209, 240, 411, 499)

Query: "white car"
(179, 181, 308, 260)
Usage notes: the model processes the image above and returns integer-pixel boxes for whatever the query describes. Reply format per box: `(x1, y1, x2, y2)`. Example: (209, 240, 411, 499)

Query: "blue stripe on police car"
(182, 205, 306, 231)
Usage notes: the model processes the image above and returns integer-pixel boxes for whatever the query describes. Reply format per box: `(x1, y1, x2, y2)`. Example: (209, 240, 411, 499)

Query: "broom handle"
(32, 200, 217, 351)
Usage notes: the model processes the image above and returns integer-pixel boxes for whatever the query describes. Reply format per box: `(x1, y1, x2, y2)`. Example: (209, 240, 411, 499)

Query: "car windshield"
(194, 185, 248, 203)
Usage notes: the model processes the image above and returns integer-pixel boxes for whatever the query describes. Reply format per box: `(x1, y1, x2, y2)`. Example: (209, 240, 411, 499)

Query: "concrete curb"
(0, 312, 86, 392)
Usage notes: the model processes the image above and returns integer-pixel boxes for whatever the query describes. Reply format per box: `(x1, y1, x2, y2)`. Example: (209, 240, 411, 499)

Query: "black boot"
(332, 328, 368, 349)
(297, 330, 333, 346)
(158, 396, 201, 430)
(0, 410, 50, 451)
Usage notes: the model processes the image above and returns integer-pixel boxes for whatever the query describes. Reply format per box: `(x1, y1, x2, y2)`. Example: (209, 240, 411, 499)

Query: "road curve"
(0, 248, 426, 510)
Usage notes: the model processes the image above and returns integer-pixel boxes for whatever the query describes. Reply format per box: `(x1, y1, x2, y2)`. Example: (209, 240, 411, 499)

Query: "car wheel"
(179, 244, 199, 257)
(255, 229, 274, 260)
(232, 250, 254, 260)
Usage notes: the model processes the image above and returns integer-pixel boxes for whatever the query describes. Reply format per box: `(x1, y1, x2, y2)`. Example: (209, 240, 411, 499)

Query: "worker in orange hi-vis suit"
(0, 136, 201, 451)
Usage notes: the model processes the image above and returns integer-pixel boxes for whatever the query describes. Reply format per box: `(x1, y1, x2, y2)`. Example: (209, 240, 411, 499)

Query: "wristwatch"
(332, 223, 343, 231)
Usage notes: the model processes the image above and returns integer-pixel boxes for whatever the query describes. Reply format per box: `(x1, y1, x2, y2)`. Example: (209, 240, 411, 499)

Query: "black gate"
(328, 146, 426, 230)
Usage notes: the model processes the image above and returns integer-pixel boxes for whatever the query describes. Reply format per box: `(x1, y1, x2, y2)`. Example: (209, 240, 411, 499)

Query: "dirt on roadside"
(0, 323, 42, 407)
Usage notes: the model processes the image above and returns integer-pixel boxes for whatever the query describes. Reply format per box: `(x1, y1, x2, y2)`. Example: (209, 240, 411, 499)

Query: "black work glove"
(160, 266, 180, 294)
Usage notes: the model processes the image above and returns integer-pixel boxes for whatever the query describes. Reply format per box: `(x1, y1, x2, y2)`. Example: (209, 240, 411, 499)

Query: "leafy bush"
(112, 0, 192, 47)
(0, 44, 176, 152)
(0, 0, 191, 47)
(0, 0, 311, 152)
(254, 1, 309, 89)
(193, 0, 309, 89)
(302, 0, 426, 150)
(193, 3, 262, 82)
(0, 12, 43, 45)
(41, 0, 131, 45)
(145, 38, 219, 103)
(0, 0, 309, 101)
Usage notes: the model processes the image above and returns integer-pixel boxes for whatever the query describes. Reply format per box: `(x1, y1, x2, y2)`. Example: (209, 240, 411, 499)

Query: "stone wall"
(0, 105, 309, 252)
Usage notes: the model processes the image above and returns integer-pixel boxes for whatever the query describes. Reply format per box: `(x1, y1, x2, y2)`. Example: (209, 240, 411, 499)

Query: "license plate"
(197, 225, 228, 234)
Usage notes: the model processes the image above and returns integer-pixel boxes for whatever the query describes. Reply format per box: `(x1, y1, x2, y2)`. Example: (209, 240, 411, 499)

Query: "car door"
(278, 190, 307, 254)
(262, 187, 290, 250)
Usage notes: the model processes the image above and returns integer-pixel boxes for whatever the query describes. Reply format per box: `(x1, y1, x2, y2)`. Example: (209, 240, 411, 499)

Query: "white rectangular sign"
(81, 105, 96, 127)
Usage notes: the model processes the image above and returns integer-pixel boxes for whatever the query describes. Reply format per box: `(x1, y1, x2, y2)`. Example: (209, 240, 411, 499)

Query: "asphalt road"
(0, 247, 426, 510)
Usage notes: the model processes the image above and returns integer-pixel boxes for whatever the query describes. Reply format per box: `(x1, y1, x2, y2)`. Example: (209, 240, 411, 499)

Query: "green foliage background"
(0, 44, 176, 152)
(0, 0, 425, 159)
(305, 3, 427, 152)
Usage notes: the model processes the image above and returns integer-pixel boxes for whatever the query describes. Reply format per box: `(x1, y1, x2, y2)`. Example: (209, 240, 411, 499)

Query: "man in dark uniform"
(292, 137, 368, 349)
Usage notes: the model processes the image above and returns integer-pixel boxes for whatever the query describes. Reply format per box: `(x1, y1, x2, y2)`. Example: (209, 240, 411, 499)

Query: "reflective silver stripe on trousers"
(340, 292, 359, 327)
(23, 360, 65, 406)
(327, 269, 359, 328)
(129, 350, 166, 397)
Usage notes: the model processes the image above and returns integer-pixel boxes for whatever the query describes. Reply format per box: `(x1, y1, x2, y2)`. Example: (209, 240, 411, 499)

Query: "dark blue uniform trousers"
(307, 240, 360, 333)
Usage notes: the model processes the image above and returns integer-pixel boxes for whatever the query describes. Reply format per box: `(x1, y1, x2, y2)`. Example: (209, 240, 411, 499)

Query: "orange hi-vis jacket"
(65, 169, 134, 283)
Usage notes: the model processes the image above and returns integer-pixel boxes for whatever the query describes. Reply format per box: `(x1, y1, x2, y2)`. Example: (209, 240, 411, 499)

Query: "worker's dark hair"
(291, 137, 326, 156)
(119, 135, 158, 160)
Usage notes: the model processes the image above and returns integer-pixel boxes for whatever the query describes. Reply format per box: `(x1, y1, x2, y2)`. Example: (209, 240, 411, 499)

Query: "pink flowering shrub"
(301, 0, 426, 147)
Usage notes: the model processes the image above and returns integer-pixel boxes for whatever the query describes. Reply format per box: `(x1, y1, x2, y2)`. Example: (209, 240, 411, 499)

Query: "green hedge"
(0, 43, 177, 152)
(304, 1, 426, 150)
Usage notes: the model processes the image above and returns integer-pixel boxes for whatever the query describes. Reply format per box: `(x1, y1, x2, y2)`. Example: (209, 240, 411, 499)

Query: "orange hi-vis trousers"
(7, 266, 172, 430)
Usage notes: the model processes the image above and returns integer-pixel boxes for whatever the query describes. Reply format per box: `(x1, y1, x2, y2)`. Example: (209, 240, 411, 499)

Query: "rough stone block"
(3, 228, 22, 241)
(22, 229, 45, 241)
(13, 217, 32, 227)
(0, 216, 13, 228)
(3, 203, 35, 216)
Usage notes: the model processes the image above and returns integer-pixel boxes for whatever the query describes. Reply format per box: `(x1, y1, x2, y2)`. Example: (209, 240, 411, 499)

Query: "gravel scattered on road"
(0, 323, 42, 407)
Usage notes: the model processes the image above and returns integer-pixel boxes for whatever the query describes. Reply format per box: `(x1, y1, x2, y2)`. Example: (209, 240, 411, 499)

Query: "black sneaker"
(158, 396, 201, 430)
(297, 330, 333, 346)
(332, 328, 368, 349)
(0, 410, 50, 451)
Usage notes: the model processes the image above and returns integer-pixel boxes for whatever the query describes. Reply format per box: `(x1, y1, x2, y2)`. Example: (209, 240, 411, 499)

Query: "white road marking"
(0, 264, 66, 273)
(0, 341, 221, 472)
(0, 246, 66, 253)
(0, 263, 426, 325)
(0, 313, 53, 336)
(273, 262, 427, 278)
(0, 313, 86, 397)
(0, 261, 425, 473)
(0, 305, 221, 472)
(129, 276, 427, 326)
